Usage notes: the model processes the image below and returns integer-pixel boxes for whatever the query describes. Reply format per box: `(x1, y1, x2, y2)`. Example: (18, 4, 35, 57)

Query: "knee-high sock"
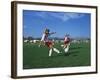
(53, 48, 60, 53)
(49, 48, 53, 56)
(64, 45, 69, 53)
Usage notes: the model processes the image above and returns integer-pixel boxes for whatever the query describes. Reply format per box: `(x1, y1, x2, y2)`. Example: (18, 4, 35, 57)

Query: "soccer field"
(23, 42, 91, 69)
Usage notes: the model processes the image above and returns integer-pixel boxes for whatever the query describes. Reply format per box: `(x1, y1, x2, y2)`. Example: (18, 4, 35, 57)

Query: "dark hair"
(45, 29, 50, 34)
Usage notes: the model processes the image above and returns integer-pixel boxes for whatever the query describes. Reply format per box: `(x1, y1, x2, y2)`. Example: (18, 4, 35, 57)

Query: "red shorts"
(45, 41, 53, 48)
(64, 41, 70, 44)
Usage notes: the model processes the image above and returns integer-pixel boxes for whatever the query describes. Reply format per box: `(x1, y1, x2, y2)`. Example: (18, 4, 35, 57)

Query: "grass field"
(23, 42, 91, 69)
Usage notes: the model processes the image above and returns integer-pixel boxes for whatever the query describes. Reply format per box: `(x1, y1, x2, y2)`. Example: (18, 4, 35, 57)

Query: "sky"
(23, 10, 91, 38)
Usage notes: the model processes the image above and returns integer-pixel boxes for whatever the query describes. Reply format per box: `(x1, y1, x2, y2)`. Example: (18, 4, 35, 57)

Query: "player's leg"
(46, 41, 61, 56)
(49, 48, 53, 57)
(52, 42, 61, 54)
(53, 47, 60, 53)
(64, 42, 70, 53)
(61, 41, 68, 53)
(64, 44, 69, 53)
(45, 42, 53, 56)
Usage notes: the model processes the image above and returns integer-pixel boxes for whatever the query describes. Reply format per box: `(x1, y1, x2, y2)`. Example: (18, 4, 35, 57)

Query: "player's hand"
(50, 32, 56, 35)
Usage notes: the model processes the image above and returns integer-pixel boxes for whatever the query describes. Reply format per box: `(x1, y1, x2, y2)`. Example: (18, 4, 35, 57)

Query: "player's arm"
(49, 32, 56, 35)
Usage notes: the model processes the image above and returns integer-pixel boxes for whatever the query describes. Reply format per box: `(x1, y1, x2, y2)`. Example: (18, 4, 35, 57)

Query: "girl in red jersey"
(62, 34, 71, 53)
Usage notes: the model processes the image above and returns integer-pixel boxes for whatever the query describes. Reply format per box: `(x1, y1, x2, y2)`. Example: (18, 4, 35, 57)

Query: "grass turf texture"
(23, 42, 90, 69)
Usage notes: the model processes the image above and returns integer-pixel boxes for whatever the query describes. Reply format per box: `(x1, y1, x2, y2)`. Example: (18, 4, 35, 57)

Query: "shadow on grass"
(46, 46, 81, 58)
(64, 51, 79, 56)
(63, 46, 82, 56)
(70, 47, 82, 50)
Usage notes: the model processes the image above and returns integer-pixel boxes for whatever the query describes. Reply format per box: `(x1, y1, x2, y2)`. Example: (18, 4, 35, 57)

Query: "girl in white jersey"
(39, 28, 61, 56)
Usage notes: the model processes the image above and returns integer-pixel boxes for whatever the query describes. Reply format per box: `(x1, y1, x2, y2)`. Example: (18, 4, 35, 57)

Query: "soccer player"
(39, 28, 61, 56)
(62, 34, 71, 53)
(38, 28, 49, 47)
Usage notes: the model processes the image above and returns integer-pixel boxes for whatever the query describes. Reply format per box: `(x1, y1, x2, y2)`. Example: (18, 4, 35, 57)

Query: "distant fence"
(23, 39, 90, 44)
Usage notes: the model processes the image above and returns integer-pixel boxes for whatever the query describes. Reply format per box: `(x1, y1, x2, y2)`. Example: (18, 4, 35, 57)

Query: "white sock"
(49, 48, 52, 56)
(38, 45, 40, 47)
(64, 46, 69, 53)
(53, 48, 60, 53)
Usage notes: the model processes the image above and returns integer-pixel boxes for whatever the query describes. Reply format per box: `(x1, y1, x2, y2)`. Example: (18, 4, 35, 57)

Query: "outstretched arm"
(49, 32, 56, 35)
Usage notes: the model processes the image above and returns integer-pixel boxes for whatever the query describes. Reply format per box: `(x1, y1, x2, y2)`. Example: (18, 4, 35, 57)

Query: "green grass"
(23, 42, 91, 69)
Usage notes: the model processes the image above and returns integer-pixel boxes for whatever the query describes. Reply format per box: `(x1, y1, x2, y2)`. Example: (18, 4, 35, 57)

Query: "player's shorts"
(45, 41, 53, 48)
(64, 41, 70, 44)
